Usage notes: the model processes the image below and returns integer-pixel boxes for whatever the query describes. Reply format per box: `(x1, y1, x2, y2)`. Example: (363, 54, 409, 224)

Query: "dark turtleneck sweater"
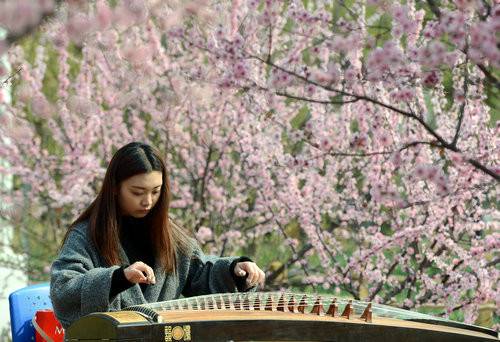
(109, 215, 155, 298)
(109, 216, 252, 299)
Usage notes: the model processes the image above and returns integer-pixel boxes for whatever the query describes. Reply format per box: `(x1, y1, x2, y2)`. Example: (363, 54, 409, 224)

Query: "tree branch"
(485, 257, 499, 268)
(267, 23, 273, 63)
(249, 55, 500, 181)
(368, 259, 400, 301)
(382, 237, 448, 303)
(476, 64, 500, 89)
(249, 54, 450, 145)
(467, 158, 499, 180)
(426, 0, 499, 87)
(193, 145, 214, 231)
(426, 0, 441, 18)
(275, 90, 359, 105)
(399, 183, 494, 216)
(265, 242, 314, 284)
(274, 220, 314, 281)
(451, 51, 469, 147)
(1, 66, 22, 88)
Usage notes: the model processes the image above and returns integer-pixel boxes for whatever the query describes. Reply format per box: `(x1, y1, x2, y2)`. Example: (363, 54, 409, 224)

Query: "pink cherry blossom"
(195, 226, 214, 244)
(0, 0, 497, 328)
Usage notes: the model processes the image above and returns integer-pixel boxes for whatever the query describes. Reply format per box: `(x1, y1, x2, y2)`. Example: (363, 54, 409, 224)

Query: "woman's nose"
(141, 194, 152, 207)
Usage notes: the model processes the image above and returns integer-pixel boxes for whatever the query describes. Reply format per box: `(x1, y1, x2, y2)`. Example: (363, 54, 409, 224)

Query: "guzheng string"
(130, 292, 444, 322)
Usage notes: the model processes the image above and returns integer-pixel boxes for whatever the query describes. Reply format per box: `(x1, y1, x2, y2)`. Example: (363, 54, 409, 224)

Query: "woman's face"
(117, 171, 163, 218)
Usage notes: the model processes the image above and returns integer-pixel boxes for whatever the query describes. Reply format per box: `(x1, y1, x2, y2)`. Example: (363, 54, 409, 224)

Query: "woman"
(50, 142, 265, 329)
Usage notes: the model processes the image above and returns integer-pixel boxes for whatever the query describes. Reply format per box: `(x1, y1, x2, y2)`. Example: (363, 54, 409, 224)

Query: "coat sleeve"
(181, 242, 240, 297)
(50, 227, 119, 328)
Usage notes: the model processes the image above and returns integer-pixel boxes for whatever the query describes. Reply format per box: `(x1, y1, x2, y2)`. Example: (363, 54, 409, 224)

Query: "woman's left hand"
(234, 261, 266, 288)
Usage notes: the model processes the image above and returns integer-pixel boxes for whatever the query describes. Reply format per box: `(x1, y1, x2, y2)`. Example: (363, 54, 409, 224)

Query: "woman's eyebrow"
(131, 185, 162, 190)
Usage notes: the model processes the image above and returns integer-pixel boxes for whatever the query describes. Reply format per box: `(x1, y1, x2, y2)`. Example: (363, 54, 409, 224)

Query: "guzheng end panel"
(66, 311, 152, 341)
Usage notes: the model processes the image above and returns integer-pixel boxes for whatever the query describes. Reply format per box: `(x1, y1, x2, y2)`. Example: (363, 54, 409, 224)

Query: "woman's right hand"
(124, 261, 156, 284)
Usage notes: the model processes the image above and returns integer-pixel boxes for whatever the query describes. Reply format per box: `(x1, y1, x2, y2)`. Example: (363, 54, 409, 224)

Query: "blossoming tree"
(0, 0, 498, 328)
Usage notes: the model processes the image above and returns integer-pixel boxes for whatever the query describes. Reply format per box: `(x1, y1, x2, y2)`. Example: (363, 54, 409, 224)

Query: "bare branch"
(265, 242, 313, 284)
(1, 66, 22, 88)
(476, 63, 500, 88)
(426, 0, 441, 18)
(452, 51, 469, 147)
(267, 24, 273, 63)
(302, 139, 439, 162)
(275, 90, 359, 105)
(368, 260, 400, 301)
(467, 158, 499, 181)
(485, 258, 499, 268)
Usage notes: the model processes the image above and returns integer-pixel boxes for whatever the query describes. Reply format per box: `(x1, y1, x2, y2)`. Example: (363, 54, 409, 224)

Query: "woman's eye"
(132, 191, 159, 196)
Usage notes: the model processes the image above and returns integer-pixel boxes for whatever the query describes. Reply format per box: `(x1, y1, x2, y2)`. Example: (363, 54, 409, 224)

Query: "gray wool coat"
(50, 220, 241, 328)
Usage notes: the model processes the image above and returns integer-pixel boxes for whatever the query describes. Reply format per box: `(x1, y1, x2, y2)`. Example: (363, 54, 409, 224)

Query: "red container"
(33, 309, 64, 342)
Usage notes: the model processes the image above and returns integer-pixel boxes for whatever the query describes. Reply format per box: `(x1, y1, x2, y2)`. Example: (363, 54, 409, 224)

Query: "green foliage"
(380, 221, 393, 236)
(11, 215, 60, 282)
(485, 79, 499, 126)
(20, 32, 41, 65)
(245, 188, 258, 211)
(282, 18, 294, 34)
(302, 48, 312, 65)
(423, 89, 437, 130)
(67, 43, 83, 80)
(290, 105, 311, 129)
(251, 232, 291, 269)
(328, 0, 356, 25)
(367, 13, 393, 47)
(161, 33, 169, 50)
(442, 68, 454, 110)
(42, 45, 59, 103)
(320, 213, 338, 231)
(349, 119, 359, 133)
(284, 218, 303, 241)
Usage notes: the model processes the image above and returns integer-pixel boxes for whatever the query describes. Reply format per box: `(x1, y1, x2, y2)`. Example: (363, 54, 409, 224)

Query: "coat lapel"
(144, 257, 175, 302)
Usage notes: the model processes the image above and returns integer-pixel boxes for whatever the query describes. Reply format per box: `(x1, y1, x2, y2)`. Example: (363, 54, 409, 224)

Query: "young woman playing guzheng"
(50, 142, 265, 329)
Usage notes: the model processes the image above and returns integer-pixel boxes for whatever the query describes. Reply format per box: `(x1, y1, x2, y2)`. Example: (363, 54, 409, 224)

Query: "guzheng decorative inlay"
(66, 291, 499, 341)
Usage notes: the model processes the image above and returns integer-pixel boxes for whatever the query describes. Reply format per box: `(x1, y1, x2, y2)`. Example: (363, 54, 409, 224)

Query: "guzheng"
(66, 292, 498, 341)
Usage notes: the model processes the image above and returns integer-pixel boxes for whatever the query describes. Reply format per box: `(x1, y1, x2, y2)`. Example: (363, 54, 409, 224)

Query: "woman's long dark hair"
(62, 142, 192, 273)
